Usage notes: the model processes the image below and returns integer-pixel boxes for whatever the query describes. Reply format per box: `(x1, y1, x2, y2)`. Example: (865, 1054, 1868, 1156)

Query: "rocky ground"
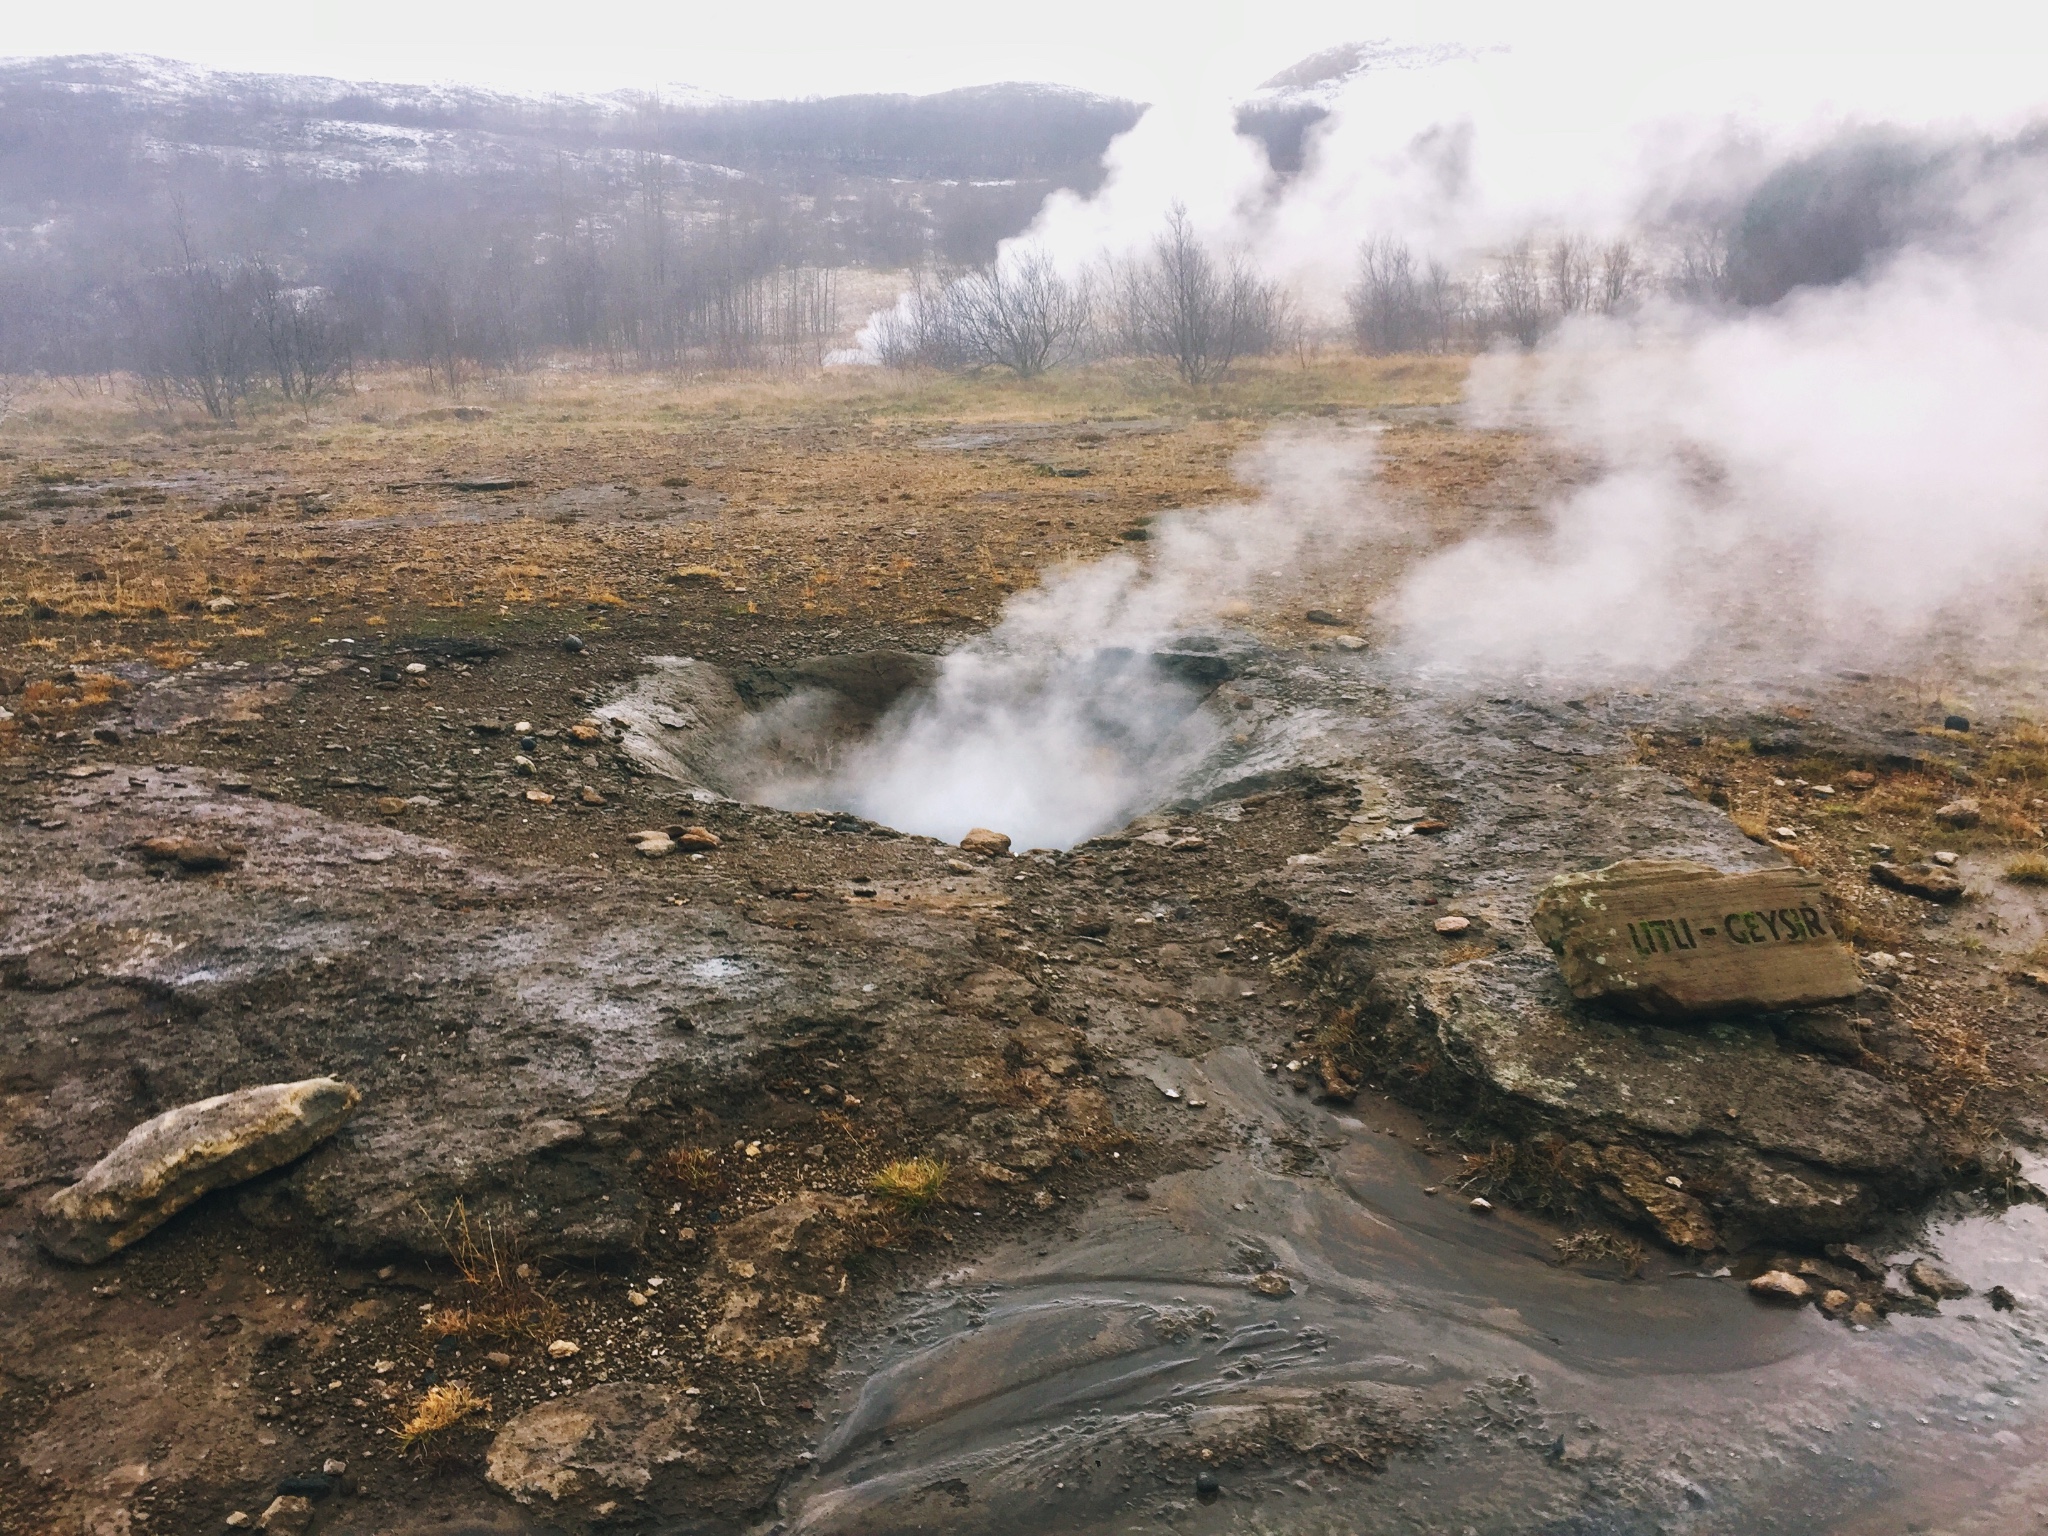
(4, 361, 2048, 1535)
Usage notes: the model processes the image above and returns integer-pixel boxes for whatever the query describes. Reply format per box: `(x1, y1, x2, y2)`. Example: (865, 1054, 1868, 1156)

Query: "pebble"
(563, 635, 586, 653)
(1931, 850, 1959, 866)
(959, 827, 1012, 856)
(1304, 608, 1342, 626)
(1748, 1270, 1811, 1303)
(636, 836, 676, 858)
(676, 826, 721, 850)
(1907, 1257, 1971, 1299)
(375, 796, 407, 817)
(1844, 770, 1878, 789)
(547, 1338, 581, 1359)
(226, 1515, 250, 1529)
(513, 755, 537, 775)
(1433, 915, 1470, 934)
(1989, 1284, 2017, 1311)
(1849, 1301, 1881, 1328)
(525, 790, 555, 805)
(513, 720, 533, 734)
(1335, 634, 1367, 651)
(1251, 1271, 1293, 1296)
(1944, 714, 1970, 732)
(627, 1290, 650, 1307)
(1469, 1196, 1493, 1213)
(1934, 797, 1981, 829)
(321, 1459, 347, 1477)
(405, 661, 427, 674)
(1195, 1471, 1221, 1500)
(486, 1351, 513, 1369)
(580, 786, 606, 806)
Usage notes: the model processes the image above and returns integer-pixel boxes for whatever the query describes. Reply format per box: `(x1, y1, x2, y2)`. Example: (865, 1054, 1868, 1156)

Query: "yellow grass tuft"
(394, 1383, 490, 1451)
(869, 1156, 949, 1212)
(2006, 854, 2048, 885)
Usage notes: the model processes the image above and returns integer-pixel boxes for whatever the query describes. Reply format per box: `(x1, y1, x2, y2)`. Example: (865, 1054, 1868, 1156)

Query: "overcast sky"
(6, 0, 2046, 106)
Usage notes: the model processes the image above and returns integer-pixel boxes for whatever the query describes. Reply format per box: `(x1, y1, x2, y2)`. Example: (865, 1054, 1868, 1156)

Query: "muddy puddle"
(784, 1049, 2048, 1535)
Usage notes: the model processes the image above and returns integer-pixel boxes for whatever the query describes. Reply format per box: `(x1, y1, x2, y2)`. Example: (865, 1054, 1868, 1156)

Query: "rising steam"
(750, 431, 1384, 850)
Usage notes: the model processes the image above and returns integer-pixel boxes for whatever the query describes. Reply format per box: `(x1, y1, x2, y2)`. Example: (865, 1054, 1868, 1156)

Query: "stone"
(226, 1514, 250, 1528)
(1907, 1257, 1970, 1299)
(547, 1339, 581, 1359)
(275, 1474, 333, 1499)
(1870, 861, 1964, 902)
(513, 755, 537, 775)
(1933, 797, 1981, 829)
(1943, 714, 1970, 732)
(1589, 1144, 1720, 1251)
(131, 834, 244, 872)
(375, 796, 408, 817)
(486, 1351, 514, 1369)
(1195, 1471, 1221, 1500)
(1251, 1271, 1294, 1295)
(39, 1077, 360, 1264)
(1532, 858, 1860, 1019)
(959, 827, 1012, 856)
(1930, 849, 1959, 867)
(1990, 1284, 2017, 1311)
(486, 1382, 702, 1506)
(1748, 1270, 1811, 1303)
(321, 1459, 347, 1477)
(635, 836, 676, 858)
(1843, 770, 1877, 789)
(570, 722, 604, 743)
(1818, 1288, 1854, 1318)
(563, 635, 585, 653)
(1401, 952, 1942, 1244)
(1433, 915, 1471, 934)
(1849, 1301, 1881, 1327)
(675, 826, 721, 850)
(1335, 634, 1368, 651)
(524, 790, 555, 805)
(256, 1495, 313, 1532)
(580, 786, 606, 806)
(1824, 1242, 1888, 1282)
(1304, 609, 1343, 626)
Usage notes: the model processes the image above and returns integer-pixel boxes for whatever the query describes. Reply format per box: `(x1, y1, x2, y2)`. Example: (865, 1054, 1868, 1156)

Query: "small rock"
(675, 826, 721, 850)
(1433, 915, 1471, 935)
(519, 735, 539, 752)
(473, 719, 505, 735)
(375, 796, 407, 817)
(1469, 1196, 1493, 1213)
(206, 595, 238, 613)
(547, 1338, 581, 1359)
(635, 836, 676, 858)
(39, 1078, 360, 1264)
(1907, 1257, 1970, 1299)
(513, 755, 537, 775)
(1748, 1270, 1812, 1303)
(580, 786, 606, 806)
(959, 827, 1012, 856)
(1818, 1288, 1854, 1319)
(563, 635, 585, 653)
(525, 790, 555, 805)
(321, 1459, 347, 1477)
(514, 720, 533, 734)
(570, 721, 604, 743)
(275, 1474, 333, 1500)
(1931, 850, 1959, 866)
(1195, 1471, 1221, 1500)
(627, 1290, 650, 1307)
(226, 1514, 250, 1529)
(1870, 861, 1965, 902)
(131, 834, 244, 872)
(1849, 1301, 1881, 1327)
(1989, 1284, 2017, 1311)
(1943, 713, 1970, 732)
(1251, 1271, 1294, 1296)
(1304, 608, 1342, 626)
(1843, 770, 1878, 789)
(405, 661, 427, 674)
(1123, 1184, 1150, 1201)
(1824, 1242, 1889, 1282)
(256, 1495, 313, 1533)
(1334, 634, 1367, 651)
(1933, 797, 1981, 829)
(486, 1351, 514, 1369)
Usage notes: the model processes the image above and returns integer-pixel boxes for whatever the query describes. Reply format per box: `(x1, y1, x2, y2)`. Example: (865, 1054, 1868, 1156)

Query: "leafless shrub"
(951, 247, 1092, 377)
(1120, 205, 1285, 384)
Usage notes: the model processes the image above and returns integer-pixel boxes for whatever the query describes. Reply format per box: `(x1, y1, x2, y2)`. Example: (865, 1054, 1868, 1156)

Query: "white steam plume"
(752, 430, 1385, 850)
(1388, 155, 2048, 685)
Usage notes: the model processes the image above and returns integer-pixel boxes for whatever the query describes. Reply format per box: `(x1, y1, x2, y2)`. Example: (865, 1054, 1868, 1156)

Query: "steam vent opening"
(602, 638, 1254, 851)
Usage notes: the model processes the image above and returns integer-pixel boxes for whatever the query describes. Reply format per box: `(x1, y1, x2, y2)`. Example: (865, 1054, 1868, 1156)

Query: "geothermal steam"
(750, 431, 1384, 850)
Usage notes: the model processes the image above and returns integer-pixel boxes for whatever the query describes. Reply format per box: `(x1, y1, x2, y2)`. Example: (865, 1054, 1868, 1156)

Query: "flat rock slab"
(487, 1382, 702, 1508)
(39, 1077, 360, 1263)
(1406, 952, 1942, 1243)
(1533, 858, 1860, 1018)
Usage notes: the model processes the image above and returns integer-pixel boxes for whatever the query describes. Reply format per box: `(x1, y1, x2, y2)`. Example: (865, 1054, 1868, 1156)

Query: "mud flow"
(8, 403, 2048, 1536)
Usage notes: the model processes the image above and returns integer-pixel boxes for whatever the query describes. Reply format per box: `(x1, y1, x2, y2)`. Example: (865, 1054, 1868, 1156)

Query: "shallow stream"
(781, 1049, 2048, 1535)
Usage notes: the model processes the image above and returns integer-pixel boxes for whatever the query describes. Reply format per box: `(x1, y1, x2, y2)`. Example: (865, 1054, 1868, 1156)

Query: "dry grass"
(1552, 1229, 1647, 1278)
(659, 1144, 728, 1201)
(1454, 1138, 1582, 1218)
(394, 1383, 491, 1453)
(418, 1200, 563, 1343)
(869, 1156, 950, 1213)
(2006, 853, 2048, 885)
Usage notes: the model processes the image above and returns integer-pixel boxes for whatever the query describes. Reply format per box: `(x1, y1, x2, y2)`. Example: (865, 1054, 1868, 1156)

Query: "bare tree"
(873, 263, 970, 370)
(950, 247, 1091, 377)
(1671, 228, 1732, 305)
(1489, 240, 1547, 348)
(1422, 259, 1465, 351)
(1598, 239, 1642, 314)
(1346, 236, 1431, 354)
(251, 263, 352, 416)
(0, 372, 22, 426)
(1126, 205, 1282, 384)
(1548, 236, 1593, 317)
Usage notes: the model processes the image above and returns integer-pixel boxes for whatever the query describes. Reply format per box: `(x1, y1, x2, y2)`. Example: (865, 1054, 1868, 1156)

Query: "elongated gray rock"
(39, 1077, 360, 1263)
